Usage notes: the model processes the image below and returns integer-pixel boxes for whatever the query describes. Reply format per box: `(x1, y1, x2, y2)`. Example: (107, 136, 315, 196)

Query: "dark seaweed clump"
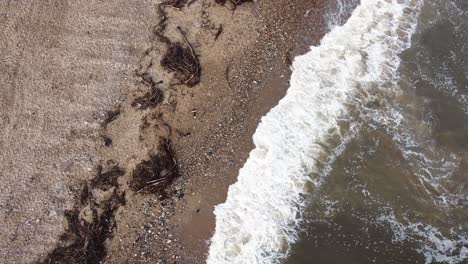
(102, 135, 113, 147)
(131, 87, 164, 110)
(129, 139, 178, 197)
(40, 166, 126, 264)
(90, 165, 125, 190)
(161, 41, 200, 87)
(42, 195, 124, 264)
(102, 109, 120, 128)
(155, 0, 201, 87)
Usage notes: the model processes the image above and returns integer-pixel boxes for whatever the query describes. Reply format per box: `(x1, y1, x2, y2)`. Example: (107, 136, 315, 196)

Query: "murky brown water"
(287, 0, 468, 263)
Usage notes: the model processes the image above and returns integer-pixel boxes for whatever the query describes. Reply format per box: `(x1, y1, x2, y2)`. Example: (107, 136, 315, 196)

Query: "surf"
(207, 0, 422, 263)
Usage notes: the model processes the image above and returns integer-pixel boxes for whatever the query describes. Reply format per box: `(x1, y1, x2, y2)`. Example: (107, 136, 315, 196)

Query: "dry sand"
(0, 0, 338, 263)
(0, 1, 158, 262)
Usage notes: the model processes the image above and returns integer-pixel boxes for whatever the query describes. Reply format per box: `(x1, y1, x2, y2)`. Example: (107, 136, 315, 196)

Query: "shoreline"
(0, 0, 343, 263)
(166, 0, 341, 263)
(7, 1, 465, 264)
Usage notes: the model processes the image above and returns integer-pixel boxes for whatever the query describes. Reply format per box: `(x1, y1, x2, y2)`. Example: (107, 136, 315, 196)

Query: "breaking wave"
(207, 0, 422, 263)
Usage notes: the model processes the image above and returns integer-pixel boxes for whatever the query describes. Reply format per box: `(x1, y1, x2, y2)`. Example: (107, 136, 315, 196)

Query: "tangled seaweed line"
(40, 166, 126, 264)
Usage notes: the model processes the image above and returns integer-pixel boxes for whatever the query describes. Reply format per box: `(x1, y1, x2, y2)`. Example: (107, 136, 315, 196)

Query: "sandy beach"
(1, 0, 337, 263)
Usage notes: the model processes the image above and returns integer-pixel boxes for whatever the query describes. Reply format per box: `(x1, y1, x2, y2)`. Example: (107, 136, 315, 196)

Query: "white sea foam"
(378, 210, 468, 264)
(207, 0, 421, 263)
(325, 0, 359, 30)
(367, 103, 464, 206)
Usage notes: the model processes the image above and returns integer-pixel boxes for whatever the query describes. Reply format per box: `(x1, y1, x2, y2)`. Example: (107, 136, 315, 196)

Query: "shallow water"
(287, 0, 468, 263)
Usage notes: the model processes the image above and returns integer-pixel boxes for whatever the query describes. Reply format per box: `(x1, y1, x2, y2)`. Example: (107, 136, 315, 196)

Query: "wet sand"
(1, 0, 335, 263)
(167, 0, 337, 263)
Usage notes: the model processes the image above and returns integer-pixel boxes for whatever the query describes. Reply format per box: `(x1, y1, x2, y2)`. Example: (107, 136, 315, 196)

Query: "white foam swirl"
(377, 210, 468, 264)
(207, 0, 421, 263)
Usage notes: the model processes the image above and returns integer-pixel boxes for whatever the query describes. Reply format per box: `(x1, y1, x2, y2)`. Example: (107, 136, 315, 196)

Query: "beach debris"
(154, 3, 171, 44)
(161, 27, 201, 87)
(284, 47, 293, 66)
(136, 66, 164, 88)
(39, 165, 126, 264)
(154, 1, 201, 87)
(139, 115, 151, 131)
(129, 138, 179, 197)
(102, 135, 113, 147)
(132, 86, 164, 110)
(133, 46, 165, 110)
(187, 0, 197, 7)
(175, 129, 191, 139)
(133, 57, 165, 110)
(225, 63, 234, 89)
(91, 165, 125, 190)
(215, 0, 252, 7)
(214, 25, 223, 41)
(40, 193, 125, 264)
(162, 0, 187, 8)
(102, 108, 121, 128)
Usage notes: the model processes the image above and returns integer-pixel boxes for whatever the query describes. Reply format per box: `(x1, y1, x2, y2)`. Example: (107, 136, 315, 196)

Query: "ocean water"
(208, 0, 468, 263)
